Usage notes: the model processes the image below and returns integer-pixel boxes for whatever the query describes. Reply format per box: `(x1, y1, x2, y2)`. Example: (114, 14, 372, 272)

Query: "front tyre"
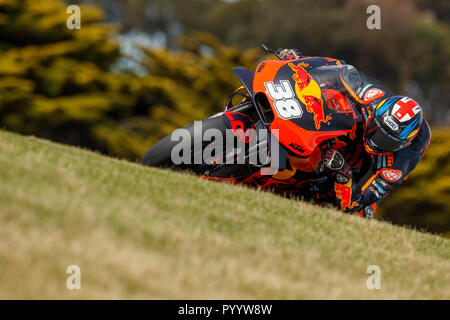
(141, 115, 228, 170)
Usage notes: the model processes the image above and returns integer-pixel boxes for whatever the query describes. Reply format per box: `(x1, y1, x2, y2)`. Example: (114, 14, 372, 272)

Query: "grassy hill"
(0, 130, 448, 299)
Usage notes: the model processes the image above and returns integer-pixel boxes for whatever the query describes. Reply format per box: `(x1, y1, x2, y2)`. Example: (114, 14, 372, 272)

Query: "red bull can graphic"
(288, 62, 332, 130)
(335, 182, 359, 211)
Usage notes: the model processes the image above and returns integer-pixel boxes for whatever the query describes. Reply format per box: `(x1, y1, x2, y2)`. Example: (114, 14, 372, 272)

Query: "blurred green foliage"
(0, 0, 260, 160)
(95, 32, 261, 159)
(0, 0, 448, 233)
(140, 32, 260, 138)
(107, 0, 449, 126)
(0, 0, 141, 157)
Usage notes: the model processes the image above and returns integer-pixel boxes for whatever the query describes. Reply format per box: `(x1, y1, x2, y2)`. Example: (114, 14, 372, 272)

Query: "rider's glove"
(277, 48, 302, 60)
(324, 149, 345, 170)
(324, 149, 352, 184)
(363, 205, 375, 219)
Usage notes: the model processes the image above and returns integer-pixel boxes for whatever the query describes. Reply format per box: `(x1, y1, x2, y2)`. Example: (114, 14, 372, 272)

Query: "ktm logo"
(257, 62, 265, 73)
(380, 168, 403, 183)
(289, 142, 305, 153)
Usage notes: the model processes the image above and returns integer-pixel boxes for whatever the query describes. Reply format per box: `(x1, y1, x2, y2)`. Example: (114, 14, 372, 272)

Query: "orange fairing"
(322, 89, 355, 117)
(270, 118, 347, 156)
(252, 59, 353, 156)
(288, 147, 322, 172)
(253, 60, 286, 85)
(288, 62, 332, 130)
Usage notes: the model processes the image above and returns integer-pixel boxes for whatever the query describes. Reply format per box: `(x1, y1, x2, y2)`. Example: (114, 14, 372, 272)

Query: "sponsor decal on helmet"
(399, 116, 421, 140)
(363, 88, 384, 102)
(375, 98, 390, 117)
(407, 128, 420, 140)
(380, 168, 403, 183)
(383, 115, 399, 131)
(391, 97, 421, 122)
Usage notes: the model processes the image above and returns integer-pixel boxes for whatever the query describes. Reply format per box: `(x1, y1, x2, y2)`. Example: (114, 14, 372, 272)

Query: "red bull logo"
(288, 62, 332, 130)
(335, 181, 359, 211)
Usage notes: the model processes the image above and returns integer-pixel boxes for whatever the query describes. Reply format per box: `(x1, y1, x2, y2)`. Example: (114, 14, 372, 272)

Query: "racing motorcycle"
(142, 45, 370, 203)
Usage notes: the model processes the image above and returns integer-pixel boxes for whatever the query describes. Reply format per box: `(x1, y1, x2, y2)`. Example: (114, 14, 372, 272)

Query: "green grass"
(0, 130, 448, 299)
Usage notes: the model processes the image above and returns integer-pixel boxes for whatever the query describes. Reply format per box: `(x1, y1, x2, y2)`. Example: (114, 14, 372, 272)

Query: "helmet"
(364, 96, 423, 154)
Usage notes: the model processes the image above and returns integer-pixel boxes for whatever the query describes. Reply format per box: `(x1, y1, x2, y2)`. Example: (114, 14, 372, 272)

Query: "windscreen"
(309, 64, 362, 94)
(309, 64, 362, 115)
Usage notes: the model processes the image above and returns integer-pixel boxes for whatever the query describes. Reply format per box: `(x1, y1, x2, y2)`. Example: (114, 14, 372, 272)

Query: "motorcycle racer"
(143, 46, 431, 220)
(279, 48, 432, 218)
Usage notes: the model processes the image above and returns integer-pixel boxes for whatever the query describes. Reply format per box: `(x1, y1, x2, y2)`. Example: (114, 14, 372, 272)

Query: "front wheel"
(142, 115, 228, 169)
(142, 113, 263, 179)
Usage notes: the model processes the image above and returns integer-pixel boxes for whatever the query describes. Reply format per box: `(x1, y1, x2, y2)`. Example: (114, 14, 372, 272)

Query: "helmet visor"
(365, 117, 408, 153)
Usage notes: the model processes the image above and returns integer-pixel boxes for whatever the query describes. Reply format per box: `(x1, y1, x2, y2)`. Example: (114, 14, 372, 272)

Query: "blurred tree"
(98, 31, 262, 157)
(0, 0, 149, 159)
(88, 0, 448, 126)
(138, 31, 261, 139)
(0, 1, 262, 159)
(417, 0, 450, 21)
(176, 0, 450, 126)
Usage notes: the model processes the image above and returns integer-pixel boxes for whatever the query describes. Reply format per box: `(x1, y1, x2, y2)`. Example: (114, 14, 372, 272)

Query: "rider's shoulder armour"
(358, 82, 393, 111)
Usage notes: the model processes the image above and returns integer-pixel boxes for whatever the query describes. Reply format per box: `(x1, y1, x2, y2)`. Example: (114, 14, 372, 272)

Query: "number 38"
(264, 80, 303, 119)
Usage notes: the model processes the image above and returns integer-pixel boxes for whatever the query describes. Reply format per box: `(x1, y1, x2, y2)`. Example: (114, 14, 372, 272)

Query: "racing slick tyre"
(141, 115, 228, 171)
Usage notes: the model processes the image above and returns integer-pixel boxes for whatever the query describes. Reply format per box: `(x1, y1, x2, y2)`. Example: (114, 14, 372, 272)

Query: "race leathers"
(333, 83, 431, 218)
